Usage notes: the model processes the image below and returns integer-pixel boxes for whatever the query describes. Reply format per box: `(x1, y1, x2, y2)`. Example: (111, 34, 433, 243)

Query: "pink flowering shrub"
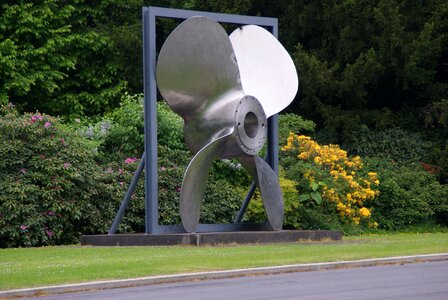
(124, 157, 138, 164)
(0, 104, 123, 247)
(0, 104, 245, 247)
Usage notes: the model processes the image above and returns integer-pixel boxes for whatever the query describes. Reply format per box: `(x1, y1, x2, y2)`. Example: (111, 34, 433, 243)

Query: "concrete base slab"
(80, 230, 342, 246)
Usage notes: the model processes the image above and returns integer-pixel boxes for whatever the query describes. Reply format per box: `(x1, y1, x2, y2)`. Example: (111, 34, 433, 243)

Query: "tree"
(0, 0, 126, 117)
(290, 1, 447, 138)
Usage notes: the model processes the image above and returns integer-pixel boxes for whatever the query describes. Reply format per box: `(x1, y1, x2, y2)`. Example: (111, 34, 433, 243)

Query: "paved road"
(27, 261, 448, 300)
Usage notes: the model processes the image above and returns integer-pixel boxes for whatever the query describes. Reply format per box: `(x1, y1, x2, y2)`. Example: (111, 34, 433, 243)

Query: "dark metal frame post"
(267, 25, 279, 175)
(109, 154, 146, 234)
(143, 7, 158, 234)
(111, 6, 279, 234)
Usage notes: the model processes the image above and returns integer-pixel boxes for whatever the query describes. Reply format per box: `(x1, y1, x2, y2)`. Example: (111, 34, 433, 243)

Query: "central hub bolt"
(234, 95, 267, 156)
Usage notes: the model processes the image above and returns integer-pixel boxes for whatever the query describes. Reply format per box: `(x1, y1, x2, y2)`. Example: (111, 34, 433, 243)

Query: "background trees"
(0, 1, 125, 116)
(3, 1, 445, 125)
(1, 1, 447, 246)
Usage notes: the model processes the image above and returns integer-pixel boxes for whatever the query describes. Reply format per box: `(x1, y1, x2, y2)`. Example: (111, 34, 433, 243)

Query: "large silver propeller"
(156, 16, 298, 232)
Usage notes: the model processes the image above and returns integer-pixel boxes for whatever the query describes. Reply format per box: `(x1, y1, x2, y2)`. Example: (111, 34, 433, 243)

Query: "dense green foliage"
(1, 1, 447, 246)
(69, 93, 186, 162)
(0, 104, 119, 247)
(364, 157, 448, 230)
(2, 0, 445, 177)
(343, 127, 431, 165)
(0, 1, 125, 116)
(286, 1, 448, 183)
(2, 1, 446, 133)
(278, 113, 316, 145)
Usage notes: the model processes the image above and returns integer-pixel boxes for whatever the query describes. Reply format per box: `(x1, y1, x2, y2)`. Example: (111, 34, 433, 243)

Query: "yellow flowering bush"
(281, 132, 379, 227)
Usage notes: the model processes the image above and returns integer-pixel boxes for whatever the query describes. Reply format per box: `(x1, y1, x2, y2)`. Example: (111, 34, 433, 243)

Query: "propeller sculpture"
(156, 16, 298, 232)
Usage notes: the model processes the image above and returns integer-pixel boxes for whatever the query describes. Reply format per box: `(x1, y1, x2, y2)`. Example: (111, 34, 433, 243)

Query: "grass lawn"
(1, 232, 447, 290)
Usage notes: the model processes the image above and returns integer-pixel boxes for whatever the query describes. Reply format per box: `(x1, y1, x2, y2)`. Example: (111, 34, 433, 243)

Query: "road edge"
(1, 253, 448, 299)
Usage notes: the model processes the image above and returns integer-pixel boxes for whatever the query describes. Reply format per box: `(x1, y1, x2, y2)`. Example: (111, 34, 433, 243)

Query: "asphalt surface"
(20, 260, 448, 300)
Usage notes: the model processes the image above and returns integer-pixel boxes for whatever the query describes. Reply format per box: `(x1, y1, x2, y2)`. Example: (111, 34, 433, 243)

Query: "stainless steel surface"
(237, 155, 284, 230)
(156, 16, 298, 232)
(229, 25, 298, 117)
(180, 132, 233, 232)
(156, 16, 244, 154)
(180, 96, 271, 232)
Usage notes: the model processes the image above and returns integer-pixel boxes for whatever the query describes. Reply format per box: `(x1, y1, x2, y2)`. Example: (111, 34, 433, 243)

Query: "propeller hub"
(234, 95, 267, 156)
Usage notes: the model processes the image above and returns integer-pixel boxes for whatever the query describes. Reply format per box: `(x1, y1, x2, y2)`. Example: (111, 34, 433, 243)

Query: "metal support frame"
(109, 6, 279, 234)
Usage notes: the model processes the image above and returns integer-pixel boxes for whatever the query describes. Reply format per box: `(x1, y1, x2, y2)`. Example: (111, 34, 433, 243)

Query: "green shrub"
(375, 178, 432, 229)
(99, 93, 146, 160)
(157, 146, 190, 226)
(428, 145, 448, 184)
(73, 93, 187, 162)
(344, 126, 431, 164)
(278, 113, 316, 145)
(364, 157, 447, 229)
(211, 159, 251, 187)
(157, 100, 187, 151)
(0, 104, 121, 247)
(427, 182, 448, 226)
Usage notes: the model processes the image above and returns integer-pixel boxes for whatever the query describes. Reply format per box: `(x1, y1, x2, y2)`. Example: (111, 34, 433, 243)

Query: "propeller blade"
(237, 155, 284, 230)
(157, 16, 243, 121)
(229, 25, 299, 117)
(180, 131, 233, 232)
